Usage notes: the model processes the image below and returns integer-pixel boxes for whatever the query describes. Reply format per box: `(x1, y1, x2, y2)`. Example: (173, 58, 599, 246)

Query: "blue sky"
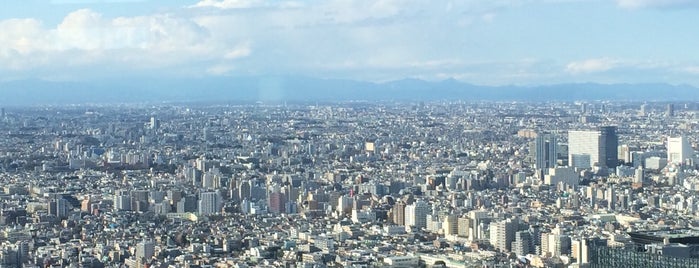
(1, 0, 698, 86)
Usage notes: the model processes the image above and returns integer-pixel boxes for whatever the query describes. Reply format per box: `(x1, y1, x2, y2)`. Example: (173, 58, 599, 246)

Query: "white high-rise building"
(667, 136, 694, 164)
(569, 131, 600, 169)
(404, 200, 430, 229)
(489, 218, 518, 252)
(568, 127, 618, 169)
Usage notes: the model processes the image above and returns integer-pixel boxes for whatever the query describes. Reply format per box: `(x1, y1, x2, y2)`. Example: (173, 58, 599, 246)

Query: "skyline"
(2, 0, 699, 86)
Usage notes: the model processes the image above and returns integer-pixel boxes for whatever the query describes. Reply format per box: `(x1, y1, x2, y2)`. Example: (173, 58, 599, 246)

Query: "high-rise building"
(542, 232, 571, 257)
(469, 210, 490, 240)
(114, 192, 131, 211)
(534, 133, 557, 169)
(443, 215, 458, 236)
(392, 201, 406, 226)
(667, 136, 694, 164)
(666, 103, 675, 117)
(136, 240, 155, 263)
(48, 197, 69, 218)
(607, 185, 617, 210)
(267, 185, 286, 214)
(457, 217, 471, 237)
(149, 117, 159, 129)
(177, 195, 197, 213)
(404, 200, 430, 229)
(600, 126, 619, 168)
(568, 126, 618, 169)
(639, 103, 648, 116)
(513, 231, 532, 256)
(198, 191, 221, 215)
(489, 218, 518, 252)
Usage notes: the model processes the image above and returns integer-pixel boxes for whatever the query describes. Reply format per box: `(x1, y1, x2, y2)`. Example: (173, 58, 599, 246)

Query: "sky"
(1, 0, 699, 86)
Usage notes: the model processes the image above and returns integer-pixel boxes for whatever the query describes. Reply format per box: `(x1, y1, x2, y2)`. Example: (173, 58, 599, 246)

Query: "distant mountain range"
(0, 76, 697, 105)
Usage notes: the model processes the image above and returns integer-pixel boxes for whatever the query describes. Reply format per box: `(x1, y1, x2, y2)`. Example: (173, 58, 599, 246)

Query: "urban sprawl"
(0, 101, 697, 268)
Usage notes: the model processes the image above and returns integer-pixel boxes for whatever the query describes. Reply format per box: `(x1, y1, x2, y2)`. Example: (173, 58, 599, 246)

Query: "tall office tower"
(267, 185, 286, 214)
(198, 191, 221, 215)
(618, 144, 631, 164)
(489, 218, 518, 252)
(639, 103, 648, 116)
(238, 180, 251, 200)
(392, 201, 406, 225)
(666, 103, 675, 117)
(533, 133, 557, 169)
(599, 126, 619, 168)
(607, 185, 616, 211)
(634, 167, 644, 184)
(149, 116, 159, 129)
(667, 136, 694, 164)
(404, 200, 430, 229)
(568, 126, 618, 169)
(337, 195, 352, 215)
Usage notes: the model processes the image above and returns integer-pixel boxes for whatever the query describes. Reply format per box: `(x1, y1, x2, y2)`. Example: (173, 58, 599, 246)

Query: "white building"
(404, 200, 430, 229)
(667, 136, 694, 164)
(544, 167, 579, 187)
(383, 255, 419, 268)
(568, 127, 618, 169)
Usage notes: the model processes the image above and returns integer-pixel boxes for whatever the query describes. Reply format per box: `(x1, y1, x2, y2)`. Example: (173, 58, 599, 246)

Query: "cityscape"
(0, 101, 697, 267)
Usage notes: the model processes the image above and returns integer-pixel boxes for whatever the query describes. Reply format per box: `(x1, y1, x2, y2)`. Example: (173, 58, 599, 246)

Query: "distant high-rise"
(198, 191, 221, 215)
(136, 240, 155, 263)
(568, 126, 618, 169)
(149, 116, 159, 129)
(666, 103, 675, 117)
(600, 126, 618, 168)
(667, 136, 694, 164)
(489, 218, 518, 252)
(639, 103, 648, 116)
(404, 200, 430, 229)
(48, 197, 69, 218)
(392, 201, 406, 226)
(534, 133, 557, 169)
(513, 231, 533, 256)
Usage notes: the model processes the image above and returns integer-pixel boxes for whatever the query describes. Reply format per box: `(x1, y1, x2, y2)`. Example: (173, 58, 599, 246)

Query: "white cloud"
(224, 43, 251, 59)
(681, 66, 699, 74)
(207, 63, 236, 74)
(0, 8, 251, 75)
(191, 0, 262, 9)
(566, 58, 620, 74)
(616, 0, 698, 9)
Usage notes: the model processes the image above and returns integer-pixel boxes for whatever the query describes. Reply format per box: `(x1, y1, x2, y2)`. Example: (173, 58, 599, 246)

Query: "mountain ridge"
(0, 76, 696, 105)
